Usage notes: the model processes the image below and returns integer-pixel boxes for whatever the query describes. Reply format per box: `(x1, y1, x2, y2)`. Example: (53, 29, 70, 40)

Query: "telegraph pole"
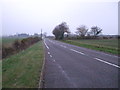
(41, 29, 42, 39)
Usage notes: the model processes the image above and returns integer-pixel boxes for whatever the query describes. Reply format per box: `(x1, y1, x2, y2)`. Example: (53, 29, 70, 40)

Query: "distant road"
(42, 38, 119, 88)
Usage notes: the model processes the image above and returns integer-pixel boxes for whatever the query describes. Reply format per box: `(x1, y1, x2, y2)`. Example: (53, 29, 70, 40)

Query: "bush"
(2, 37, 41, 59)
(13, 40, 21, 51)
(2, 46, 15, 58)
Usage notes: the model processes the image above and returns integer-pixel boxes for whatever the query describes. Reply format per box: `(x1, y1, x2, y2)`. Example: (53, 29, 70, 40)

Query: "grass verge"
(2, 41, 44, 88)
(0, 60, 2, 89)
(62, 40, 119, 55)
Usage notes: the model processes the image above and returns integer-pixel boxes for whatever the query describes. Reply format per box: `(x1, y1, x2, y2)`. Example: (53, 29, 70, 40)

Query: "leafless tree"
(76, 25, 88, 38)
(91, 26, 102, 37)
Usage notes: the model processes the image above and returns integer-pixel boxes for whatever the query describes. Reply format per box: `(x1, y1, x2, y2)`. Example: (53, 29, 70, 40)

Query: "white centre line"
(50, 55, 52, 58)
(70, 49, 85, 55)
(94, 58, 120, 68)
(44, 40, 49, 49)
(53, 59, 56, 62)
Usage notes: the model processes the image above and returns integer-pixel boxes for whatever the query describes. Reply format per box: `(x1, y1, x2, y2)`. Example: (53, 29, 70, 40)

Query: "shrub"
(12, 40, 21, 51)
(2, 46, 15, 58)
(2, 36, 41, 59)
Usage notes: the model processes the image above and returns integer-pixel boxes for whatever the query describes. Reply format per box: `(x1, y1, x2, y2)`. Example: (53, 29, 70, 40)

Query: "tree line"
(52, 22, 102, 40)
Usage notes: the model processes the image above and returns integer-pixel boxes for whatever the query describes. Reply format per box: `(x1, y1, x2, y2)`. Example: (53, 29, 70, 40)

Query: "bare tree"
(52, 22, 70, 40)
(76, 25, 88, 38)
(91, 26, 102, 37)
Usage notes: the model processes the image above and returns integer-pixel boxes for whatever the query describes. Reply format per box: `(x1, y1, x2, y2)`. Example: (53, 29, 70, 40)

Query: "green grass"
(2, 37, 21, 48)
(2, 41, 44, 88)
(0, 37, 2, 89)
(0, 60, 2, 89)
(62, 39, 119, 55)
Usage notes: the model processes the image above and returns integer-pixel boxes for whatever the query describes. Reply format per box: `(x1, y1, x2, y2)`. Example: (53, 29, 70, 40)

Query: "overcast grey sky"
(1, 0, 119, 36)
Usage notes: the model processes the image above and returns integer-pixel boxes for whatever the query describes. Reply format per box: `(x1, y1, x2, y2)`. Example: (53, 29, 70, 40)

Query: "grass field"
(2, 41, 44, 88)
(1, 37, 23, 59)
(2, 37, 21, 48)
(62, 39, 119, 55)
(2, 38, 17, 44)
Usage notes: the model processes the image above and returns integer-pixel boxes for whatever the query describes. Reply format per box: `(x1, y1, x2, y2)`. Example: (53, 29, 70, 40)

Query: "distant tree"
(91, 26, 102, 37)
(76, 25, 88, 38)
(17, 33, 29, 38)
(52, 22, 70, 40)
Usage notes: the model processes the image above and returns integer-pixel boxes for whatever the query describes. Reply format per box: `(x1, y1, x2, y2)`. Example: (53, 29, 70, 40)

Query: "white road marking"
(70, 49, 85, 55)
(50, 55, 52, 57)
(94, 58, 120, 68)
(56, 63, 77, 88)
(48, 52, 50, 55)
(44, 41, 49, 49)
(53, 59, 56, 62)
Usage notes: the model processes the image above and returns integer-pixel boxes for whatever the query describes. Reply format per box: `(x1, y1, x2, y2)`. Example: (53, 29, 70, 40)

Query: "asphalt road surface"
(42, 38, 119, 88)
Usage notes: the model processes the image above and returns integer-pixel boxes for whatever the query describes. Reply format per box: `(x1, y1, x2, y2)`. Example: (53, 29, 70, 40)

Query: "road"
(42, 38, 119, 88)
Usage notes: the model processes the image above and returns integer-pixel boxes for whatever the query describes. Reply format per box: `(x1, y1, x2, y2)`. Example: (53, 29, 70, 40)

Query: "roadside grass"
(2, 41, 44, 88)
(62, 39, 119, 55)
(0, 37, 2, 89)
(0, 60, 2, 89)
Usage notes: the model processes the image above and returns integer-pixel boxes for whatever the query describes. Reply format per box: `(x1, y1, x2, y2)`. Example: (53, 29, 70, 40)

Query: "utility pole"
(41, 29, 42, 39)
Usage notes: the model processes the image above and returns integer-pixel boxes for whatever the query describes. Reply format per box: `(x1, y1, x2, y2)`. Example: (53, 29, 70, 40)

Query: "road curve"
(42, 38, 119, 88)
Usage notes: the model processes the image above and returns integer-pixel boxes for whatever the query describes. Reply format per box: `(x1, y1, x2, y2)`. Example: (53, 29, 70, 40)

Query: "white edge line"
(44, 41, 49, 49)
(56, 63, 77, 88)
(94, 58, 120, 68)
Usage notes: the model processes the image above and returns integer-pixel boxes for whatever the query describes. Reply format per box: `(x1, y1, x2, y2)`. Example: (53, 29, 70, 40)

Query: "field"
(2, 41, 44, 88)
(62, 39, 119, 55)
(2, 37, 21, 47)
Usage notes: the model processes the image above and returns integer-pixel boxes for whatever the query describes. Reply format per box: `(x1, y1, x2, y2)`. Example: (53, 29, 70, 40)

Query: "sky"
(1, 0, 119, 36)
